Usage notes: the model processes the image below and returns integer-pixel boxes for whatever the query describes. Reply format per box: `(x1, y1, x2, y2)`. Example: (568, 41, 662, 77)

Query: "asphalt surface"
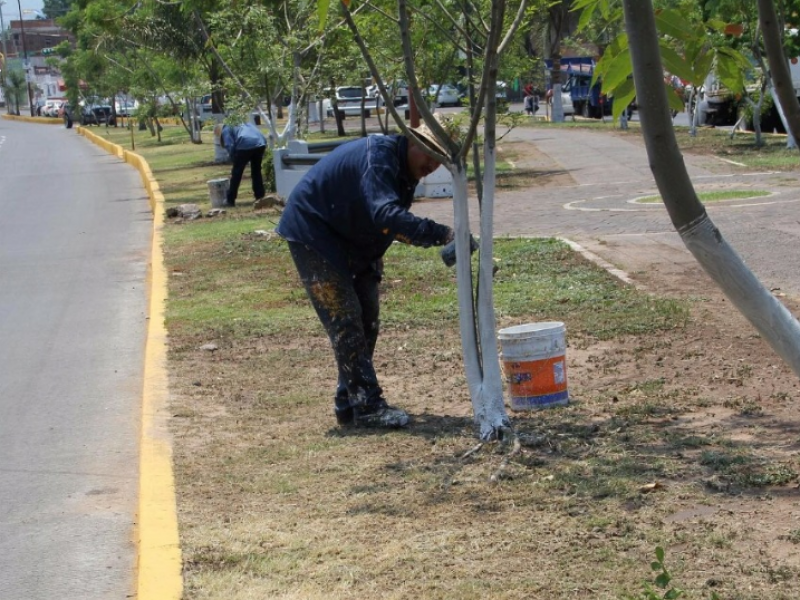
(414, 107, 800, 298)
(0, 119, 150, 599)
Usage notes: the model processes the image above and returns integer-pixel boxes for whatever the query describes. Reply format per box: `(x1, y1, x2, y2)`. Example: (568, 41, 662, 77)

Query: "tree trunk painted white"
(624, 0, 800, 379)
(551, 83, 565, 122)
(687, 87, 698, 136)
(450, 167, 509, 439)
(681, 214, 800, 371)
(768, 86, 798, 149)
(758, 0, 800, 150)
(743, 96, 764, 146)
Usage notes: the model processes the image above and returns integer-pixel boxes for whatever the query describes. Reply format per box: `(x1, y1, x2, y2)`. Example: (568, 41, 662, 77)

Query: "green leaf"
(695, 51, 715, 81)
(651, 561, 662, 571)
(570, 0, 595, 9)
(658, 43, 695, 84)
(577, 5, 596, 31)
(607, 31, 629, 56)
(571, 0, 602, 11)
(664, 588, 685, 599)
(665, 82, 686, 113)
(601, 47, 632, 92)
(655, 546, 665, 563)
(717, 45, 754, 75)
(611, 79, 636, 122)
(654, 572, 671, 588)
(655, 9, 697, 42)
(715, 51, 746, 94)
(317, 0, 330, 31)
(593, 32, 628, 84)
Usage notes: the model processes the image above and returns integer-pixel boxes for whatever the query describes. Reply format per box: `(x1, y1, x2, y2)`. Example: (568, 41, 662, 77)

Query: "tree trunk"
(451, 164, 510, 440)
(768, 86, 798, 148)
(623, 0, 800, 378)
(757, 0, 800, 150)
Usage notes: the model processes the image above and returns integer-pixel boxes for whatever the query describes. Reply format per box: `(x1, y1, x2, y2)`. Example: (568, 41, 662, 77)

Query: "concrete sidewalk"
(412, 125, 800, 298)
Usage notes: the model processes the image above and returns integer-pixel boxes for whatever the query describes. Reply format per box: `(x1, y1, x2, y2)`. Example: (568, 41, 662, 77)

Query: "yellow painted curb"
(1, 113, 65, 124)
(76, 127, 183, 598)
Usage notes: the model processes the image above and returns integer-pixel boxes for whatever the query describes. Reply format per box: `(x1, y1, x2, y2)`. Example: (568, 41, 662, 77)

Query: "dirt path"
(413, 127, 800, 299)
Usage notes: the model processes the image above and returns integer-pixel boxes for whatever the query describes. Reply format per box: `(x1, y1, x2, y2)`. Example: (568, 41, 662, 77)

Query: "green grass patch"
(164, 223, 688, 343)
(636, 189, 771, 204)
(700, 450, 798, 488)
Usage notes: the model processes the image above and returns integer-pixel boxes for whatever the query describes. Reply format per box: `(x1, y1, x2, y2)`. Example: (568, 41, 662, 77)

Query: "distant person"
(276, 123, 456, 429)
(220, 122, 267, 207)
(523, 83, 538, 116)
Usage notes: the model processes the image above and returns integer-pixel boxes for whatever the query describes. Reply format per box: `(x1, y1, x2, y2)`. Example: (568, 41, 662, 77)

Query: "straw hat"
(409, 122, 450, 157)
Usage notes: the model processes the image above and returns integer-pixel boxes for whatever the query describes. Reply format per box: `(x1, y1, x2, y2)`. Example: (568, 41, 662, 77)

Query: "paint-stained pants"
(287, 242, 382, 411)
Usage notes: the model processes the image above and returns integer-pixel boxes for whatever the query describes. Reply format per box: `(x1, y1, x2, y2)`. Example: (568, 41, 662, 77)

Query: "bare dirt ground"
(168, 129, 800, 599)
(170, 232, 800, 599)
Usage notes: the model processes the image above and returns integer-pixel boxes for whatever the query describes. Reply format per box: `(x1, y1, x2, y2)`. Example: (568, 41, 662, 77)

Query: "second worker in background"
(221, 122, 267, 207)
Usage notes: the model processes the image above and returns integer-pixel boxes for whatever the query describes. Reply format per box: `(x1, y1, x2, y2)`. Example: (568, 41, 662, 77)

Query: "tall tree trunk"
(623, 0, 800, 377)
(757, 0, 800, 149)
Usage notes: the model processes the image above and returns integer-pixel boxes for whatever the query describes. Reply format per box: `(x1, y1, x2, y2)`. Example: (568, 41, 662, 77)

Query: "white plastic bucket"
(207, 178, 230, 208)
(498, 321, 568, 410)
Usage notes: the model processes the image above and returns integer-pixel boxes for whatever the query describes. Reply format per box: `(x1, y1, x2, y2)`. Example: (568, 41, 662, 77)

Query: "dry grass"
(165, 231, 800, 600)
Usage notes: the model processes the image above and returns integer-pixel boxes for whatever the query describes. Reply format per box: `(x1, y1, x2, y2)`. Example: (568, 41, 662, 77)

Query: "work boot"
(351, 399, 409, 428)
(334, 393, 353, 425)
(334, 405, 354, 425)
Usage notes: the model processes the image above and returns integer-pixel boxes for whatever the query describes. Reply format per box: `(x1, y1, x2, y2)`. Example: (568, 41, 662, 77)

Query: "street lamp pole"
(0, 1, 10, 114)
(15, 0, 33, 115)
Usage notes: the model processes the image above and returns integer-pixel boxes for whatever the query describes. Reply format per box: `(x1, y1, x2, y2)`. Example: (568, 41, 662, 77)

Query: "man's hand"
(440, 234, 479, 267)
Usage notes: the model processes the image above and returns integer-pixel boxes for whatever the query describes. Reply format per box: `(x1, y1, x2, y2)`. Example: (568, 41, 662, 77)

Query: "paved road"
(0, 119, 150, 599)
(413, 112, 800, 297)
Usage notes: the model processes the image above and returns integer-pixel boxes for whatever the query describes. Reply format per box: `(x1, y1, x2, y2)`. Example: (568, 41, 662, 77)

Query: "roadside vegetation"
(94, 116, 798, 210)
(86, 122, 800, 599)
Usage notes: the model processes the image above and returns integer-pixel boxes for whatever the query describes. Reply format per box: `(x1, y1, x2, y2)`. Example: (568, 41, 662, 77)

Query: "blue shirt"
(276, 135, 451, 275)
(221, 123, 266, 154)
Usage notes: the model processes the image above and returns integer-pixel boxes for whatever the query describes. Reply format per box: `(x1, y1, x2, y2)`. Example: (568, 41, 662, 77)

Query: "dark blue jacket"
(276, 135, 451, 275)
(221, 123, 266, 154)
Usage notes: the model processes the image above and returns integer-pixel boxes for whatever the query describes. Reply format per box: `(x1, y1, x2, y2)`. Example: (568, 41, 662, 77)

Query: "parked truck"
(545, 56, 611, 119)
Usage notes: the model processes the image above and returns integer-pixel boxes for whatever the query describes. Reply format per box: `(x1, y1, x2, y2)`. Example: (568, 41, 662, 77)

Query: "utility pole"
(15, 0, 33, 115)
(0, 1, 9, 114)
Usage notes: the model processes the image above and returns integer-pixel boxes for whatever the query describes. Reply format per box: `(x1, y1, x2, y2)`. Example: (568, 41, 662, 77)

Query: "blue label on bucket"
(510, 390, 569, 410)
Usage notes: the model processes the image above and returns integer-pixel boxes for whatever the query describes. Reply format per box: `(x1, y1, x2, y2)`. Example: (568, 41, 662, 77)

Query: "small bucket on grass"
(207, 178, 230, 208)
(498, 321, 569, 410)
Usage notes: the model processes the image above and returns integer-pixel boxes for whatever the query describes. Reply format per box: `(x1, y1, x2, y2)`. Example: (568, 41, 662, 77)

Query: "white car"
(327, 86, 373, 118)
(560, 91, 575, 115)
(115, 100, 138, 116)
(545, 89, 575, 116)
(427, 84, 461, 107)
(366, 81, 409, 107)
(41, 99, 65, 117)
(496, 81, 508, 101)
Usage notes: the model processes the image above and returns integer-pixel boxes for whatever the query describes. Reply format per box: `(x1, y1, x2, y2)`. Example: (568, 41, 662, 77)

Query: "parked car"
(80, 105, 116, 126)
(427, 83, 462, 107)
(366, 81, 409, 107)
(114, 99, 138, 117)
(496, 81, 508, 100)
(545, 89, 575, 116)
(326, 86, 372, 118)
(40, 98, 66, 117)
(560, 90, 575, 115)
